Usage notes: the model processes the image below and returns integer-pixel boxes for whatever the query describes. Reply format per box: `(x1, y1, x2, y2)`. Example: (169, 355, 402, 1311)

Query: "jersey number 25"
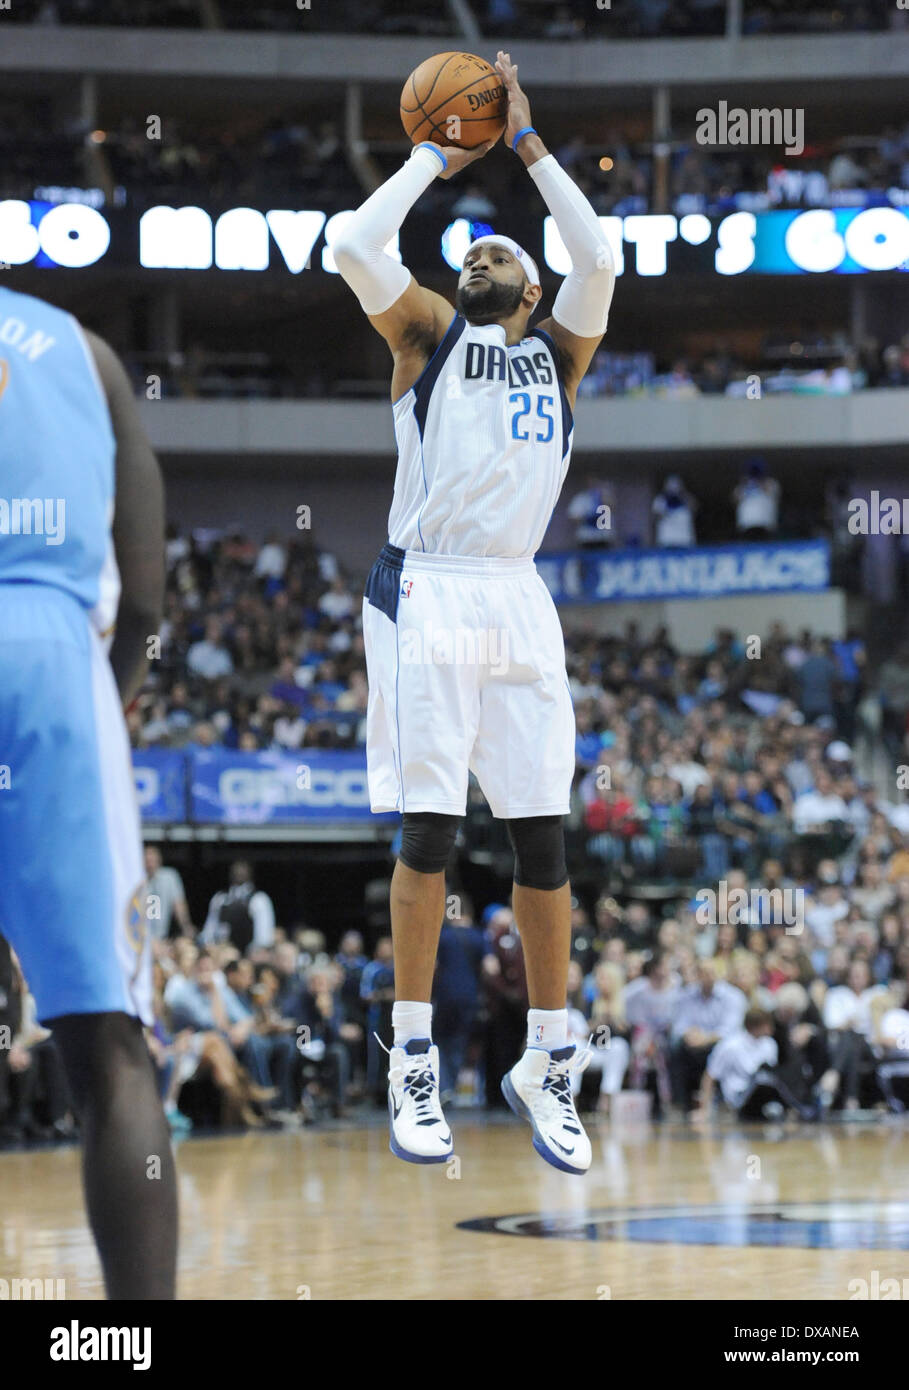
(510, 391, 554, 444)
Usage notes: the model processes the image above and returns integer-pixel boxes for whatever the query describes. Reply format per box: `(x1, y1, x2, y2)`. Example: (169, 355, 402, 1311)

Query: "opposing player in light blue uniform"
(0, 283, 175, 1298)
(335, 53, 616, 1173)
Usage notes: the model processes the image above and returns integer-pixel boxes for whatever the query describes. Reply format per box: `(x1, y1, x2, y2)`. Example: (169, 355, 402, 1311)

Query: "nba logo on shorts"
(535, 1024, 545, 1043)
(400, 579, 413, 598)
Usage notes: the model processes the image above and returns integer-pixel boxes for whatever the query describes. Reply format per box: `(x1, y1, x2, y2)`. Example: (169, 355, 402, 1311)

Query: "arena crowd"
(4, 524, 909, 1143)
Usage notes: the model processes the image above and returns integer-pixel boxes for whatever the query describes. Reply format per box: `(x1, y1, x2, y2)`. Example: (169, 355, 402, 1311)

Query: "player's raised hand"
(423, 131, 502, 181)
(494, 50, 533, 149)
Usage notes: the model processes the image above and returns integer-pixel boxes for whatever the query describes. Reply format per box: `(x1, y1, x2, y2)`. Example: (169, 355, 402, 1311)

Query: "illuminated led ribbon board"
(1, 200, 907, 276)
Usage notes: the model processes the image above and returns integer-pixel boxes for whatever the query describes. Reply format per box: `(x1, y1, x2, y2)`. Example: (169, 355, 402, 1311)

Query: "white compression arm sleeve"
(527, 153, 615, 338)
(332, 145, 445, 316)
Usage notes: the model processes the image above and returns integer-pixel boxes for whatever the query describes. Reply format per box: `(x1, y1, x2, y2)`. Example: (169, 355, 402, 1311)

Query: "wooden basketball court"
(3, 1117, 908, 1300)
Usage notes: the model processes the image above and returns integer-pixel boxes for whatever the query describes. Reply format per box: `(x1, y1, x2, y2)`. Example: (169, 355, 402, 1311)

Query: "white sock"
(393, 1000, 432, 1046)
(527, 1008, 568, 1050)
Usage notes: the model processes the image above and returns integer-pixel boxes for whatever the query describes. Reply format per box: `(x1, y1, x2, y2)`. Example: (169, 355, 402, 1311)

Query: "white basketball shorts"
(362, 543, 576, 819)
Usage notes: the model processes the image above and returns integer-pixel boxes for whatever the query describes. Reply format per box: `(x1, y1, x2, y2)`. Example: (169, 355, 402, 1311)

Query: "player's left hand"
(494, 50, 533, 149)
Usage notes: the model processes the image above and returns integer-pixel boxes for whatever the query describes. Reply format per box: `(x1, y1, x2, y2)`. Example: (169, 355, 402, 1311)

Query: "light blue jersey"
(0, 287, 150, 1025)
(0, 284, 120, 633)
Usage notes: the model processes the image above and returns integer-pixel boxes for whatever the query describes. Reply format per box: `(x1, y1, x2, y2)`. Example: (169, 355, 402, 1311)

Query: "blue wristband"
(413, 142, 447, 172)
(512, 126, 537, 151)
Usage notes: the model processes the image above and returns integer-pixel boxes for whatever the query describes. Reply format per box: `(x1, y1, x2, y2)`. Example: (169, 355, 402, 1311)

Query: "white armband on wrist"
(332, 145, 444, 316)
(528, 153, 615, 338)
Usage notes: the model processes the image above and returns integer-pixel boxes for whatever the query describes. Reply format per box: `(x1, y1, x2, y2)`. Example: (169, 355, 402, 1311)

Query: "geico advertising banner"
(3, 198, 909, 277)
(132, 749, 188, 821)
(537, 539, 831, 604)
(187, 748, 396, 825)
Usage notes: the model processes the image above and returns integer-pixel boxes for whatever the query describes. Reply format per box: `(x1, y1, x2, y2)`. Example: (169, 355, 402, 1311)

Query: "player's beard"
(456, 275, 526, 323)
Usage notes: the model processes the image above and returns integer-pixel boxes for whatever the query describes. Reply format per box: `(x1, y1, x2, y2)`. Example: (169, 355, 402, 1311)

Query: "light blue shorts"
(0, 583, 151, 1024)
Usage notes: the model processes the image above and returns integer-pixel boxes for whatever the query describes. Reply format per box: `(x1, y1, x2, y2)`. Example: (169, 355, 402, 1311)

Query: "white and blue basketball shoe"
(502, 1044, 592, 1175)
(384, 1038, 454, 1165)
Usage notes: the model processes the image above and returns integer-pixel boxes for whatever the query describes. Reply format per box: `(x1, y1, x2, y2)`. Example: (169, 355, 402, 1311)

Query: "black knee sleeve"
(506, 814, 568, 891)
(399, 812, 462, 874)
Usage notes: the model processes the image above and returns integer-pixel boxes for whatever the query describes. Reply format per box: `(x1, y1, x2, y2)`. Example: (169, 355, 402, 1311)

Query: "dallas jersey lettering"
(0, 284, 120, 640)
(389, 314, 573, 557)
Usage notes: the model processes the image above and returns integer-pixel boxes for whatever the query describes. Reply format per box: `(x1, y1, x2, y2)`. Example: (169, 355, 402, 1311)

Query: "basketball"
(400, 51, 507, 150)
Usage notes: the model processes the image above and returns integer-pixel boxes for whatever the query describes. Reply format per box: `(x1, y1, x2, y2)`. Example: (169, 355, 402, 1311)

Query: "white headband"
(464, 235, 540, 287)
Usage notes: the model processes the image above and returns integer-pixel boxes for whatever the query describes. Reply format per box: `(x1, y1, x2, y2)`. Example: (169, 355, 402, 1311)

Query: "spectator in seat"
(482, 906, 529, 1110)
(361, 936, 395, 1103)
(318, 577, 354, 622)
(432, 897, 487, 1103)
(144, 844, 193, 940)
(0, 952, 73, 1143)
(641, 773, 686, 874)
(223, 957, 255, 1008)
(669, 958, 746, 1110)
(335, 929, 368, 1034)
(297, 963, 353, 1118)
(818, 957, 888, 1111)
(165, 950, 284, 1121)
(149, 960, 273, 1131)
(186, 616, 234, 681)
(652, 475, 697, 548)
(709, 921, 739, 980)
(254, 533, 287, 582)
(792, 770, 850, 837)
(270, 941, 308, 1022)
(625, 952, 678, 1111)
(804, 871, 850, 951)
(796, 638, 838, 726)
(584, 773, 648, 875)
(772, 980, 828, 1109)
(567, 475, 617, 548)
(872, 986, 909, 1113)
(693, 1007, 815, 1122)
(831, 630, 866, 743)
(581, 961, 632, 1113)
(732, 458, 781, 540)
(685, 781, 729, 879)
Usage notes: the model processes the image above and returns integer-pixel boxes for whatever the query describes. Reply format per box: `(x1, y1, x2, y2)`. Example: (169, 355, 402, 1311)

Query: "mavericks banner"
(536, 539, 830, 604)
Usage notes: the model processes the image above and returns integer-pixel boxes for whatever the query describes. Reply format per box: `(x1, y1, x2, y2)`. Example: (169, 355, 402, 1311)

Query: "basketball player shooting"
(335, 52, 616, 1174)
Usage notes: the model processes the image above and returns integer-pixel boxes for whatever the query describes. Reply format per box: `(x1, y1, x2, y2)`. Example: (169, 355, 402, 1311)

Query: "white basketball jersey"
(388, 314, 575, 558)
